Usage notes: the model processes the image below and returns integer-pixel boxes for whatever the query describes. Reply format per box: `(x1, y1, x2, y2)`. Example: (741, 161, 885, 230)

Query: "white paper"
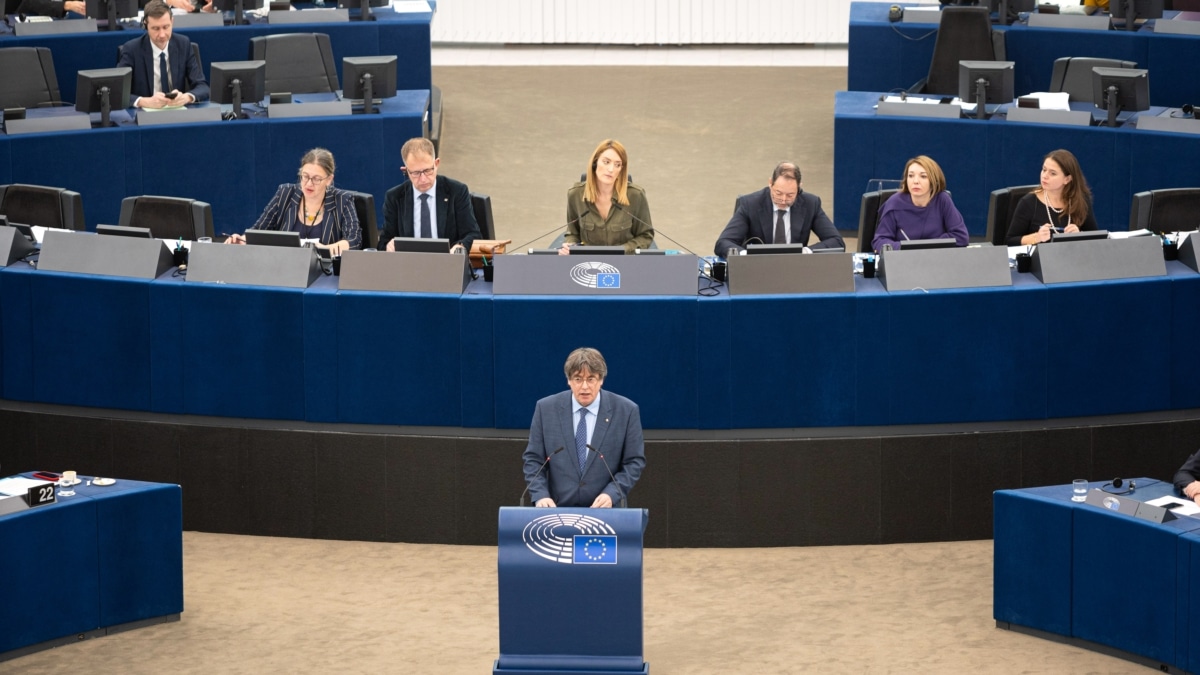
(1146, 495, 1200, 515)
(391, 0, 430, 12)
(1019, 92, 1071, 111)
(1109, 229, 1154, 240)
(0, 477, 52, 497)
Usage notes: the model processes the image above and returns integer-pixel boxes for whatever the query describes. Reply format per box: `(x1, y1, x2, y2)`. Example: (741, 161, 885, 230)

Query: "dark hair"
(1043, 149, 1092, 226)
(143, 0, 172, 21)
(564, 347, 607, 380)
(771, 162, 801, 184)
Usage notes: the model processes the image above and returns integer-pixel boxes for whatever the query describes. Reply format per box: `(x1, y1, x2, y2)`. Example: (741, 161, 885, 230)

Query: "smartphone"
(31, 471, 60, 481)
(165, 92, 178, 100)
(1164, 502, 1187, 510)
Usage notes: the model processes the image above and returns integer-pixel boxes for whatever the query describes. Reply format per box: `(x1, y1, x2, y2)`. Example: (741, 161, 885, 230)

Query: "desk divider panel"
(135, 107, 223, 126)
(0, 227, 37, 267)
(493, 254, 697, 296)
(1178, 235, 1200, 274)
(338, 249, 468, 294)
(187, 242, 321, 288)
(879, 245, 1012, 291)
(727, 252, 855, 295)
(1031, 236, 1166, 284)
(38, 230, 172, 280)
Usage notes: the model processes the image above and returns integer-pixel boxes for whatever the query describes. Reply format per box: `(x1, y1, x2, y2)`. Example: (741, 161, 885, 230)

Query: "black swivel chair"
(118, 196, 214, 240)
(1048, 57, 1137, 104)
(985, 185, 1038, 246)
(909, 7, 997, 96)
(0, 47, 62, 109)
(1129, 188, 1200, 233)
(471, 192, 495, 240)
(249, 33, 340, 95)
(342, 190, 378, 249)
(856, 189, 899, 253)
(0, 184, 85, 231)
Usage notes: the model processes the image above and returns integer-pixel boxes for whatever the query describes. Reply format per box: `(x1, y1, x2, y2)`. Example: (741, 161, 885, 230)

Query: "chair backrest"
(118, 195, 214, 240)
(0, 184, 84, 231)
(249, 33, 339, 95)
(1049, 57, 1137, 103)
(341, 190, 378, 249)
(856, 189, 899, 253)
(471, 192, 495, 240)
(1129, 188, 1200, 233)
(985, 184, 1039, 246)
(0, 47, 61, 109)
(925, 7, 995, 96)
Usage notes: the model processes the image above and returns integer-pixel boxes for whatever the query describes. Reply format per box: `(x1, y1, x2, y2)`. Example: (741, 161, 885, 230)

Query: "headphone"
(1101, 477, 1136, 495)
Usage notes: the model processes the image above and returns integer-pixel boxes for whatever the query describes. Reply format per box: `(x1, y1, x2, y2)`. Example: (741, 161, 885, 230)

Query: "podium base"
(493, 660, 648, 675)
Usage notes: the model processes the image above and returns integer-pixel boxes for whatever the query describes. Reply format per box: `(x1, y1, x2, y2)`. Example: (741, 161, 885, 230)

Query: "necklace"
(1044, 198, 1070, 229)
(303, 199, 323, 226)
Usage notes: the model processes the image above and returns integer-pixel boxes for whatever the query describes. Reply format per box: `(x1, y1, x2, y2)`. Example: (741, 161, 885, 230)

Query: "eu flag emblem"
(573, 535, 618, 564)
(596, 273, 620, 288)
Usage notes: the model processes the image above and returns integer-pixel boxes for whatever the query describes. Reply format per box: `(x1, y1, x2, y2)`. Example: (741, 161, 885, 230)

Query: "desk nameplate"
(136, 106, 222, 126)
(338, 250, 468, 294)
(879, 245, 1012, 291)
(1031, 235, 1165, 284)
(39, 230, 173, 280)
(13, 18, 98, 35)
(187, 241, 321, 288)
(493, 254, 697, 296)
(727, 253, 855, 295)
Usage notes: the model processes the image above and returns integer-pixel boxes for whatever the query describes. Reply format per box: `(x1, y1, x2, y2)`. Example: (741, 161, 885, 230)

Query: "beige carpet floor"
(3, 532, 1142, 674)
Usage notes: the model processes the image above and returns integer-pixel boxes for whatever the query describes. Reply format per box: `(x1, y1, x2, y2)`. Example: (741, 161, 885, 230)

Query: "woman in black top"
(1005, 148, 1098, 247)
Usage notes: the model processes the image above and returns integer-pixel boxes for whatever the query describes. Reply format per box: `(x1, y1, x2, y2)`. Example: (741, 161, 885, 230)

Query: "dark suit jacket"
(1174, 449, 1200, 493)
(522, 390, 645, 508)
(380, 175, 480, 250)
(713, 187, 842, 256)
(116, 33, 209, 103)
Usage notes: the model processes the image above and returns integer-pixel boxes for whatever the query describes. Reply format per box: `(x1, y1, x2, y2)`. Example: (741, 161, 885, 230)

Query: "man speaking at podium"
(522, 348, 645, 508)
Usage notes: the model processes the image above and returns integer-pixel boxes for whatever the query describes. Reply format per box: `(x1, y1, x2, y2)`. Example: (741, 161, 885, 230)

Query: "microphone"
(511, 216, 585, 253)
(586, 444, 626, 508)
(520, 446, 564, 507)
(613, 205, 697, 256)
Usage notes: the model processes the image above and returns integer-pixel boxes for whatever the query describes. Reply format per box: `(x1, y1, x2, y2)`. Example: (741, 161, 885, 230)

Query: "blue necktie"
(575, 408, 589, 473)
(159, 52, 170, 95)
(419, 193, 431, 238)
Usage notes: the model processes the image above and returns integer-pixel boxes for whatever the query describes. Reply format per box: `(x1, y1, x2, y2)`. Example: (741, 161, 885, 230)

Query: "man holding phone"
(116, 0, 210, 109)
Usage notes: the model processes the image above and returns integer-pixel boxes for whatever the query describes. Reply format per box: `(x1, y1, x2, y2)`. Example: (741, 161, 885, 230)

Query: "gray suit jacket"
(522, 390, 645, 507)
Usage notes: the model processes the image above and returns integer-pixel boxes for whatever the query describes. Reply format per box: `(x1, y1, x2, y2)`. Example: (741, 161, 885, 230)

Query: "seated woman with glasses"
(225, 147, 361, 255)
(871, 154, 969, 253)
(560, 139, 654, 254)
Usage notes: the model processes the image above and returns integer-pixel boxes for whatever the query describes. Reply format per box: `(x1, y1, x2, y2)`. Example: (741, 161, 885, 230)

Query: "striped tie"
(575, 408, 589, 473)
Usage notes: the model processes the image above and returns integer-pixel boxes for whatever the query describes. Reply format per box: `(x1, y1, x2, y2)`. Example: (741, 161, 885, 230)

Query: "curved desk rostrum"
(2, 252, 1199, 431)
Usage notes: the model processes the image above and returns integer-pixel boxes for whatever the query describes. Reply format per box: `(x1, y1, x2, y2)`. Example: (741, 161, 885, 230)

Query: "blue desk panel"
(0, 10, 432, 102)
(834, 90, 1200, 239)
(0, 92, 426, 234)
(2, 260, 1199, 430)
(0, 477, 182, 656)
(848, 2, 1200, 108)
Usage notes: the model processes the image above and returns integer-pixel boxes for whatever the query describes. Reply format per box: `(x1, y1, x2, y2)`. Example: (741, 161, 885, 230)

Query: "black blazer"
(713, 187, 842, 256)
(116, 33, 210, 103)
(380, 175, 481, 250)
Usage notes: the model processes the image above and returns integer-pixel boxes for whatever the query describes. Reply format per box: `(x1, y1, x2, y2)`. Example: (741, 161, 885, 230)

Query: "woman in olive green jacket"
(560, 139, 654, 254)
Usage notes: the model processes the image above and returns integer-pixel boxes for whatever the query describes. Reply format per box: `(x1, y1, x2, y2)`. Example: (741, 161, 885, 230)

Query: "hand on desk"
(137, 92, 192, 109)
(1184, 481, 1200, 502)
(225, 233, 247, 245)
(535, 497, 556, 508)
(320, 240, 352, 257)
(450, 243, 465, 255)
(558, 243, 574, 256)
(591, 493, 612, 508)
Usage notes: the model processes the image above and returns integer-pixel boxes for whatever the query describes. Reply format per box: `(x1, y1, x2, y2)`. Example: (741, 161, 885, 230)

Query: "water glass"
(1071, 479, 1088, 502)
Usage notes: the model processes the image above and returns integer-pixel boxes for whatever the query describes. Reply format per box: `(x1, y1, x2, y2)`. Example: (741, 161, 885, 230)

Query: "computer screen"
(1093, 67, 1149, 126)
(214, 0, 264, 25)
(1112, 0, 1163, 30)
(392, 237, 450, 253)
(989, 0, 1035, 25)
(76, 67, 132, 128)
(343, 56, 398, 115)
(899, 238, 959, 250)
(210, 60, 266, 119)
(568, 246, 626, 256)
(85, 0, 137, 27)
(246, 230, 301, 247)
(958, 61, 1015, 118)
(1050, 230, 1110, 243)
(745, 243, 809, 255)
(96, 224, 152, 238)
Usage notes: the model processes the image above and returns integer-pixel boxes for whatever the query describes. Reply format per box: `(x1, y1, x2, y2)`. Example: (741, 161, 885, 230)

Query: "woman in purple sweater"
(871, 155, 969, 253)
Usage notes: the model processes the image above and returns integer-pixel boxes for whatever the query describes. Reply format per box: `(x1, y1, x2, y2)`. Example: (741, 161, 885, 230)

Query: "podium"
(495, 507, 649, 675)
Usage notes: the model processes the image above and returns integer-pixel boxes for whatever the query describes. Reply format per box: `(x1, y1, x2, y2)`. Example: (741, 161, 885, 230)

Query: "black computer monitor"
(246, 230, 301, 247)
(1051, 230, 1110, 243)
(958, 60, 1014, 120)
(96, 224, 153, 238)
(337, 0, 387, 21)
(85, 0, 137, 30)
(214, 0, 263, 25)
(210, 60, 266, 119)
(990, 0, 1035, 25)
(392, 237, 449, 253)
(76, 67, 132, 128)
(343, 56, 397, 115)
(1093, 67, 1149, 127)
(745, 243, 810, 255)
(568, 246, 626, 256)
(1112, 0, 1164, 31)
(899, 238, 959, 250)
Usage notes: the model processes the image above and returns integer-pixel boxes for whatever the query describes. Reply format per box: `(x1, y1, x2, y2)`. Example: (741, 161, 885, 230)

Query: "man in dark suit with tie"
(380, 138, 481, 254)
(713, 161, 843, 256)
(522, 348, 645, 509)
(115, 0, 210, 110)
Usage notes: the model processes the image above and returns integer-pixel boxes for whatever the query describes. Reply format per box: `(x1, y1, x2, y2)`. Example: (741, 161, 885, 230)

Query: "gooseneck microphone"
(586, 444, 627, 508)
(613, 205, 697, 256)
(511, 216, 585, 253)
(520, 446, 564, 507)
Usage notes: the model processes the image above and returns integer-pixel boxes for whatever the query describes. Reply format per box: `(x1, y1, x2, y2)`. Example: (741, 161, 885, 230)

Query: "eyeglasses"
(570, 376, 600, 386)
(298, 174, 328, 186)
(404, 167, 436, 179)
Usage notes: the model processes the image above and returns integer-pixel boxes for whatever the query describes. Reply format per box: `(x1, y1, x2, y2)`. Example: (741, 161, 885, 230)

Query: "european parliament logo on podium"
(522, 512, 619, 564)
